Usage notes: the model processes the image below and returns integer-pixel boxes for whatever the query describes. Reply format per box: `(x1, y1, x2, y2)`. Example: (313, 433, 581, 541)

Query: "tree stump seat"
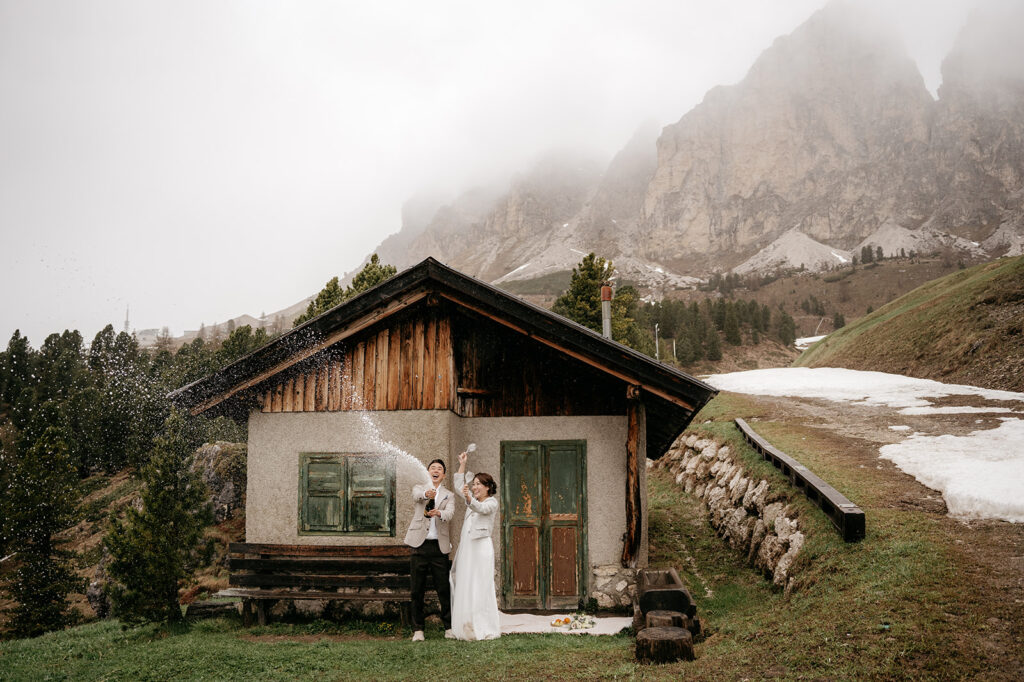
(645, 609, 690, 629)
(635, 626, 695, 664)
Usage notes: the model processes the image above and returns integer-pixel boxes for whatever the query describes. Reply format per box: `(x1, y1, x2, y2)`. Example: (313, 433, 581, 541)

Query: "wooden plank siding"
(257, 305, 627, 418)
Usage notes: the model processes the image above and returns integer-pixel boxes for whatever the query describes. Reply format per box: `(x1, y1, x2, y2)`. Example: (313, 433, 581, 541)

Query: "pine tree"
(774, 309, 797, 346)
(723, 305, 742, 345)
(294, 254, 398, 326)
(3, 426, 84, 638)
(705, 327, 722, 361)
(106, 410, 213, 625)
(551, 253, 611, 333)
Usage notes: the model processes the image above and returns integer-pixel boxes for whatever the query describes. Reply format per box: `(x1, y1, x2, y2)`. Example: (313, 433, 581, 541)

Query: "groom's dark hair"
(428, 458, 446, 473)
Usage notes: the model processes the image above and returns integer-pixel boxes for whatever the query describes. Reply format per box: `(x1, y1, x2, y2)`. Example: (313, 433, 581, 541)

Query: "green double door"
(501, 440, 587, 610)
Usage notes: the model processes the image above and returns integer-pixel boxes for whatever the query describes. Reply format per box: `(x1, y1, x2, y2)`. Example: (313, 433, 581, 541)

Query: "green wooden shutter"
(301, 456, 345, 531)
(346, 455, 394, 533)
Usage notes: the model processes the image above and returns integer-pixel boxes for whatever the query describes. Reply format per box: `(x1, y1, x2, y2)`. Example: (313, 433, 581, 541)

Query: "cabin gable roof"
(169, 258, 717, 457)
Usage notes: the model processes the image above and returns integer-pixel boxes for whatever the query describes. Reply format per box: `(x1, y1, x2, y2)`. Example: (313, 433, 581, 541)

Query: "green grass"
(0, 618, 635, 681)
(1, 390, 1014, 679)
(796, 254, 1024, 391)
(494, 270, 572, 296)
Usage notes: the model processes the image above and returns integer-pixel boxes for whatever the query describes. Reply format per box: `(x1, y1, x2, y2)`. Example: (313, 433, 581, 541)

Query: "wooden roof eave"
(172, 285, 433, 416)
(170, 257, 718, 422)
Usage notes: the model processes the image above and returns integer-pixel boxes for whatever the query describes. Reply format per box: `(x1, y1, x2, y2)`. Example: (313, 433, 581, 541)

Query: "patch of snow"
(569, 248, 587, 256)
(899, 406, 1018, 416)
(498, 262, 532, 280)
(795, 335, 827, 350)
(708, 368, 1024, 523)
(563, 223, 569, 228)
(707, 368, 1024, 410)
(889, 425, 911, 431)
(732, 229, 852, 275)
(880, 418, 1024, 522)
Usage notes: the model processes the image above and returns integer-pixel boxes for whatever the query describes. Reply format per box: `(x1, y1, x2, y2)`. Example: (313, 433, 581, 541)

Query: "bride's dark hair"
(473, 473, 497, 496)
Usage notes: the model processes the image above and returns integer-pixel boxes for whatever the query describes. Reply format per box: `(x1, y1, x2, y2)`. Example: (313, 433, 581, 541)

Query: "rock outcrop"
(362, 1, 1024, 282)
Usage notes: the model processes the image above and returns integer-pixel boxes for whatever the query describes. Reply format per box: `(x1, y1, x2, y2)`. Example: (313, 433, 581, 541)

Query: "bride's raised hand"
(458, 451, 468, 466)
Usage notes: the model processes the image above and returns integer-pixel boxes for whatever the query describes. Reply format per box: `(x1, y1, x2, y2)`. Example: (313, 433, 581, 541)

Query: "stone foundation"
(590, 565, 638, 608)
(653, 433, 807, 593)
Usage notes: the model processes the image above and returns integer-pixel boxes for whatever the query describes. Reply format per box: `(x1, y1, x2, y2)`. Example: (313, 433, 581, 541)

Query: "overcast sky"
(0, 0, 977, 346)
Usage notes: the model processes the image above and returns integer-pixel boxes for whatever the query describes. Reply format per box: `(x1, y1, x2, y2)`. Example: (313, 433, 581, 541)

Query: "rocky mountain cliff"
(360, 0, 1024, 284)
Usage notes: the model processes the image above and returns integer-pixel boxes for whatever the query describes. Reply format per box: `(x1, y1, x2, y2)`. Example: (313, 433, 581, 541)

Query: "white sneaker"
(444, 629, 455, 639)
(412, 630, 425, 642)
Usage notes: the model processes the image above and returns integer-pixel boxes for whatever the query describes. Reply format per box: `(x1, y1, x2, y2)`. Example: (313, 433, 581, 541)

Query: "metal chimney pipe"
(600, 286, 612, 339)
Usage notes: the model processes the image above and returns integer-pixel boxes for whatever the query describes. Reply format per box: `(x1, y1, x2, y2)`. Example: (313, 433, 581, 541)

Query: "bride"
(449, 450, 501, 641)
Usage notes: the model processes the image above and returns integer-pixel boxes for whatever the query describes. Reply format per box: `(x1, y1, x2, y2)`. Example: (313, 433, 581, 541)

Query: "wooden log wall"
(259, 311, 455, 413)
(257, 304, 628, 419)
(453, 310, 626, 418)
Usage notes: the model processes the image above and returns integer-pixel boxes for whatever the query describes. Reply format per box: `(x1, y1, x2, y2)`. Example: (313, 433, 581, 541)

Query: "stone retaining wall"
(652, 433, 806, 593)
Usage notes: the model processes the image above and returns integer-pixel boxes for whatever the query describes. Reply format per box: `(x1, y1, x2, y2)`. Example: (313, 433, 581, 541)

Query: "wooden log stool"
(645, 609, 691, 630)
(635, 626, 695, 664)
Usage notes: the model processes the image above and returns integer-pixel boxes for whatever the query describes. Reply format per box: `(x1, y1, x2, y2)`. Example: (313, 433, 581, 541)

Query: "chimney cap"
(600, 285, 612, 301)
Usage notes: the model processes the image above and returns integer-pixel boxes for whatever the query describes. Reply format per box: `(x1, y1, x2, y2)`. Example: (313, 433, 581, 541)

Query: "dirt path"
(738, 392, 1024, 677)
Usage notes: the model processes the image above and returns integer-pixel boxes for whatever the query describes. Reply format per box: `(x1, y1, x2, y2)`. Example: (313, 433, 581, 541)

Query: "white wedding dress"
(449, 477, 501, 641)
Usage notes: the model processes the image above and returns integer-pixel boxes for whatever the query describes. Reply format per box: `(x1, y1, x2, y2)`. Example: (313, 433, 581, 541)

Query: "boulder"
(191, 442, 247, 523)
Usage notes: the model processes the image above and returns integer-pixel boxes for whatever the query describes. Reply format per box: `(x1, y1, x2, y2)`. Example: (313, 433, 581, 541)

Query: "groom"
(404, 458, 455, 641)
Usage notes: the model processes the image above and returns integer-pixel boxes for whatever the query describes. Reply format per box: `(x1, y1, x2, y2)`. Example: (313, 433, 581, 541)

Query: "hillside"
(796, 255, 1024, 391)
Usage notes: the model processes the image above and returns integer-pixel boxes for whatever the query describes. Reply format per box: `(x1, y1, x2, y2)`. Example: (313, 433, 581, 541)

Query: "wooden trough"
(735, 418, 866, 542)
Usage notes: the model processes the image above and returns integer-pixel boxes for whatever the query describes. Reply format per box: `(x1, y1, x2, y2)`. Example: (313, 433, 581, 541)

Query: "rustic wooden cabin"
(170, 258, 716, 612)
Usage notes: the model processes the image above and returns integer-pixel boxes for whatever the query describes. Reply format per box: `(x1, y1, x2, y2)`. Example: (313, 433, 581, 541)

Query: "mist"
(0, 0, 984, 346)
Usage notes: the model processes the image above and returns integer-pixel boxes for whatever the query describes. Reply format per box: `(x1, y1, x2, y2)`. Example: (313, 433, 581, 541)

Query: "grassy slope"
(3, 393, 1016, 680)
(795, 255, 1024, 391)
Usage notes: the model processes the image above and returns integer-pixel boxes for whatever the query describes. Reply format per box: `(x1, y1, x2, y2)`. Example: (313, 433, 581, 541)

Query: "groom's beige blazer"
(404, 482, 455, 553)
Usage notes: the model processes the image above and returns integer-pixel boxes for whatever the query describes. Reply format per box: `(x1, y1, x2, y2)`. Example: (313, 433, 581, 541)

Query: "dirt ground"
(737, 390, 1024, 676)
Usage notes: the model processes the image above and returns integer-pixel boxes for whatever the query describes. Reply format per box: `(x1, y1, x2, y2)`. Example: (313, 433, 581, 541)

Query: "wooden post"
(622, 384, 643, 568)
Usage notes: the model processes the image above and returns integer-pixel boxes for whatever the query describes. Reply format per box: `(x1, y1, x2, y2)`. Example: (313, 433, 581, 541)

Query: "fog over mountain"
(363, 0, 1024, 285)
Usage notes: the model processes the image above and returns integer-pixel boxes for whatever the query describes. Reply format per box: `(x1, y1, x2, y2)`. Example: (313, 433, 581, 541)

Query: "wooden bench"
(218, 542, 431, 626)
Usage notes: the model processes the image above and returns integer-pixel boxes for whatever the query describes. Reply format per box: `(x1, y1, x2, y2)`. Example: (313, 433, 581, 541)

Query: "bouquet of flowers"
(567, 613, 596, 630)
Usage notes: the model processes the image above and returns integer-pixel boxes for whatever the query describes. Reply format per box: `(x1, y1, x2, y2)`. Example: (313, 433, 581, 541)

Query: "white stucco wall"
(246, 409, 648, 573)
(247, 409, 451, 545)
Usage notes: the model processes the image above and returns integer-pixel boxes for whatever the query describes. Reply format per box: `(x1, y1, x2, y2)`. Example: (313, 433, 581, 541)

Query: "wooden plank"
(326, 359, 339, 411)
(386, 324, 401, 410)
(230, 557, 409, 573)
(363, 335, 377, 409)
(350, 343, 364, 409)
(187, 288, 431, 416)
(303, 371, 316, 412)
(413, 318, 425, 409)
(375, 328, 389, 410)
(550, 526, 578, 596)
(294, 375, 306, 412)
(436, 315, 452, 409)
(337, 353, 349, 410)
(315, 362, 328, 411)
(423, 316, 436, 409)
(229, 543, 412, 558)
(735, 418, 865, 541)
(282, 378, 294, 412)
(622, 390, 642, 568)
(217, 588, 413, 602)
(271, 382, 283, 412)
(399, 319, 414, 410)
(231, 574, 409, 589)
(262, 390, 272, 413)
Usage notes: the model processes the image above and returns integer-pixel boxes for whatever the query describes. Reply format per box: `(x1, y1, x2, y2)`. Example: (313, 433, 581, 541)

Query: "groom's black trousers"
(410, 539, 452, 630)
